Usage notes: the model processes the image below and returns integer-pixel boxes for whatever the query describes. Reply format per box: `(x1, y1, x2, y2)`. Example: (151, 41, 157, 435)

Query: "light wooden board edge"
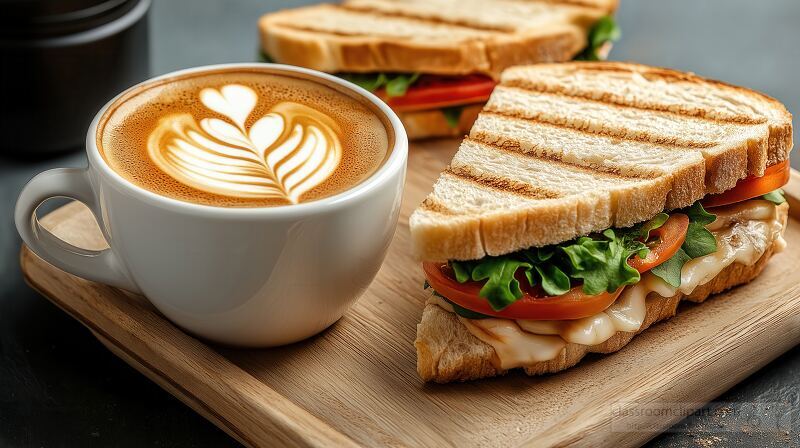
(19, 169, 800, 448)
(20, 242, 359, 448)
(20, 273, 253, 447)
(91, 331, 254, 448)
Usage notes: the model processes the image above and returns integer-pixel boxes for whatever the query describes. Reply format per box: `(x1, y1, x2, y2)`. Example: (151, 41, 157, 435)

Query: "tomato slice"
(703, 161, 790, 208)
(379, 74, 496, 112)
(423, 262, 623, 320)
(628, 213, 689, 272)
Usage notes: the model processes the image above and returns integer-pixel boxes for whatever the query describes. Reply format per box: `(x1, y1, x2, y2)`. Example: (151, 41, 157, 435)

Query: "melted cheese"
(707, 200, 776, 231)
(461, 319, 566, 370)
(429, 200, 786, 370)
(427, 295, 566, 370)
(680, 200, 784, 295)
(605, 274, 675, 331)
(514, 274, 672, 344)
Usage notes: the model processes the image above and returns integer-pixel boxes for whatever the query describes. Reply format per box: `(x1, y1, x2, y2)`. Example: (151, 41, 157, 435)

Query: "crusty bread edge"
(415, 204, 789, 383)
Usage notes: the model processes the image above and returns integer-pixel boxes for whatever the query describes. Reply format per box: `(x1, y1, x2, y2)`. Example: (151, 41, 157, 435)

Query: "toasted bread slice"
(410, 62, 793, 262)
(416, 204, 789, 383)
(258, 0, 615, 78)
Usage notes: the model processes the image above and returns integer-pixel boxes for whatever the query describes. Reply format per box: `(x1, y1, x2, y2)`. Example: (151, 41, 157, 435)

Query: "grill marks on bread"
(258, 1, 613, 76)
(341, 0, 606, 33)
(501, 62, 791, 169)
(340, 1, 515, 33)
(512, 63, 794, 168)
(262, 2, 578, 40)
(410, 62, 793, 262)
(269, 5, 503, 39)
(445, 164, 564, 200)
(487, 86, 752, 150)
(501, 74, 767, 125)
(470, 118, 676, 179)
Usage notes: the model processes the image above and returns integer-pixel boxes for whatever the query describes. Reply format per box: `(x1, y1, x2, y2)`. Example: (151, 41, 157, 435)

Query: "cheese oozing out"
(428, 199, 787, 370)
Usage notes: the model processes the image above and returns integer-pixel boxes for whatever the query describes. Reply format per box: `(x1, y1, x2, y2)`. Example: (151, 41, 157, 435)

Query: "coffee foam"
(98, 69, 390, 207)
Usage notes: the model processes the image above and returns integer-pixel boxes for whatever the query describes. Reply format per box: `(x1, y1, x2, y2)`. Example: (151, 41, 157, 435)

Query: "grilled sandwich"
(258, 0, 620, 139)
(410, 62, 793, 383)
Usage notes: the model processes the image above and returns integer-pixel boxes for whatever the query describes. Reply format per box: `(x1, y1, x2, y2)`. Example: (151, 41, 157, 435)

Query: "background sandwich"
(410, 62, 793, 383)
(258, 0, 620, 139)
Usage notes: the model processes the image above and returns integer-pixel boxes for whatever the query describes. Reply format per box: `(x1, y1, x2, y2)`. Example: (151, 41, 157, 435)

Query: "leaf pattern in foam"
(147, 84, 342, 204)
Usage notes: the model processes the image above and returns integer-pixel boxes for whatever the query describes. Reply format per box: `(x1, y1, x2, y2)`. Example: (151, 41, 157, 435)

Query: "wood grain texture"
(19, 142, 800, 448)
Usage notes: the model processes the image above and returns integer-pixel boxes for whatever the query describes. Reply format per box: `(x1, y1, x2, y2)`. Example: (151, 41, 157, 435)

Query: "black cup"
(0, 0, 151, 157)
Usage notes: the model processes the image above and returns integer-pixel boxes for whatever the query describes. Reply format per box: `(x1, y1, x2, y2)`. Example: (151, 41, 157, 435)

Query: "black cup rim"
(0, 0, 142, 38)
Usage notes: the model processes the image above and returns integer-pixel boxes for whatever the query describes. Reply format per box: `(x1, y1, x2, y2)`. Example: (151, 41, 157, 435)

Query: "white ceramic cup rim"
(86, 62, 408, 218)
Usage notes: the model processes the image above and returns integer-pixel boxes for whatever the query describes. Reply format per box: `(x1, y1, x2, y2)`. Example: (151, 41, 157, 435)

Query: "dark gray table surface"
(1, 1, 799, 446)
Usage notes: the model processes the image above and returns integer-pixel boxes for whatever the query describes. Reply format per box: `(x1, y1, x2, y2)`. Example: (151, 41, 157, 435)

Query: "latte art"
(147, 85, 342, 204)
(98, 69, 390, 207)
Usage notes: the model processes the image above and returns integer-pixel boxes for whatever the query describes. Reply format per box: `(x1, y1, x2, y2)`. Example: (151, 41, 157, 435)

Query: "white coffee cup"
(15, 63, 408, 347)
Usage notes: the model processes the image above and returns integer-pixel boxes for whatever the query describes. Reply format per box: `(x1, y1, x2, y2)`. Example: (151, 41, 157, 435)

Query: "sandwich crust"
(258, 1, 614, 78)
(415, 204, 789, 383)
(410, 62, 794, 262)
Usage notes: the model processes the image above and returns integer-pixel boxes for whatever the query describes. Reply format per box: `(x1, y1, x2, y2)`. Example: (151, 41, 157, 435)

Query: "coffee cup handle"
(15, 168, 141, 294)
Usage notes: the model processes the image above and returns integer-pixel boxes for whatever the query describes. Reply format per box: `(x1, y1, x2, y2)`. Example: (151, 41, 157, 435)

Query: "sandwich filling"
(261, 16, 619, 130)
(422, 162, 790, 369)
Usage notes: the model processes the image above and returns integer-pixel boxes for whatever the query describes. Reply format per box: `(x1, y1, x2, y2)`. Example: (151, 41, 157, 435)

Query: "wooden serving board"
(21, 141, 800, 448)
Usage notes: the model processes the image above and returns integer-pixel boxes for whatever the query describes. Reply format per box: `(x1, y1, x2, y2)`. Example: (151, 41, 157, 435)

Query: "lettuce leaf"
(442, 106, 464, 128)
(683, 222, 718, 258)
(338, 72, 421, 97)
(650, 248, 691, 288)
(575, 16, 621, 61)
(469, 258, 533, 310)
(341, 73, 389, 92)
(637, 213, 669, 240)
(649, 202, 717, 287)
(385, 73, 420, 97)
(257, 51, 275, 63)
(522, 247, 569, 294)
(562, 229, 647, 295)
(534, 264, 571, 296)
(685, 201, 716, 226)
(762, 189, 786, 205)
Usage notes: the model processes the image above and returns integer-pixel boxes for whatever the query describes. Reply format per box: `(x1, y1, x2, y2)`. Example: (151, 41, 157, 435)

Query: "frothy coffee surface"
(98, 69, 390, 207)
